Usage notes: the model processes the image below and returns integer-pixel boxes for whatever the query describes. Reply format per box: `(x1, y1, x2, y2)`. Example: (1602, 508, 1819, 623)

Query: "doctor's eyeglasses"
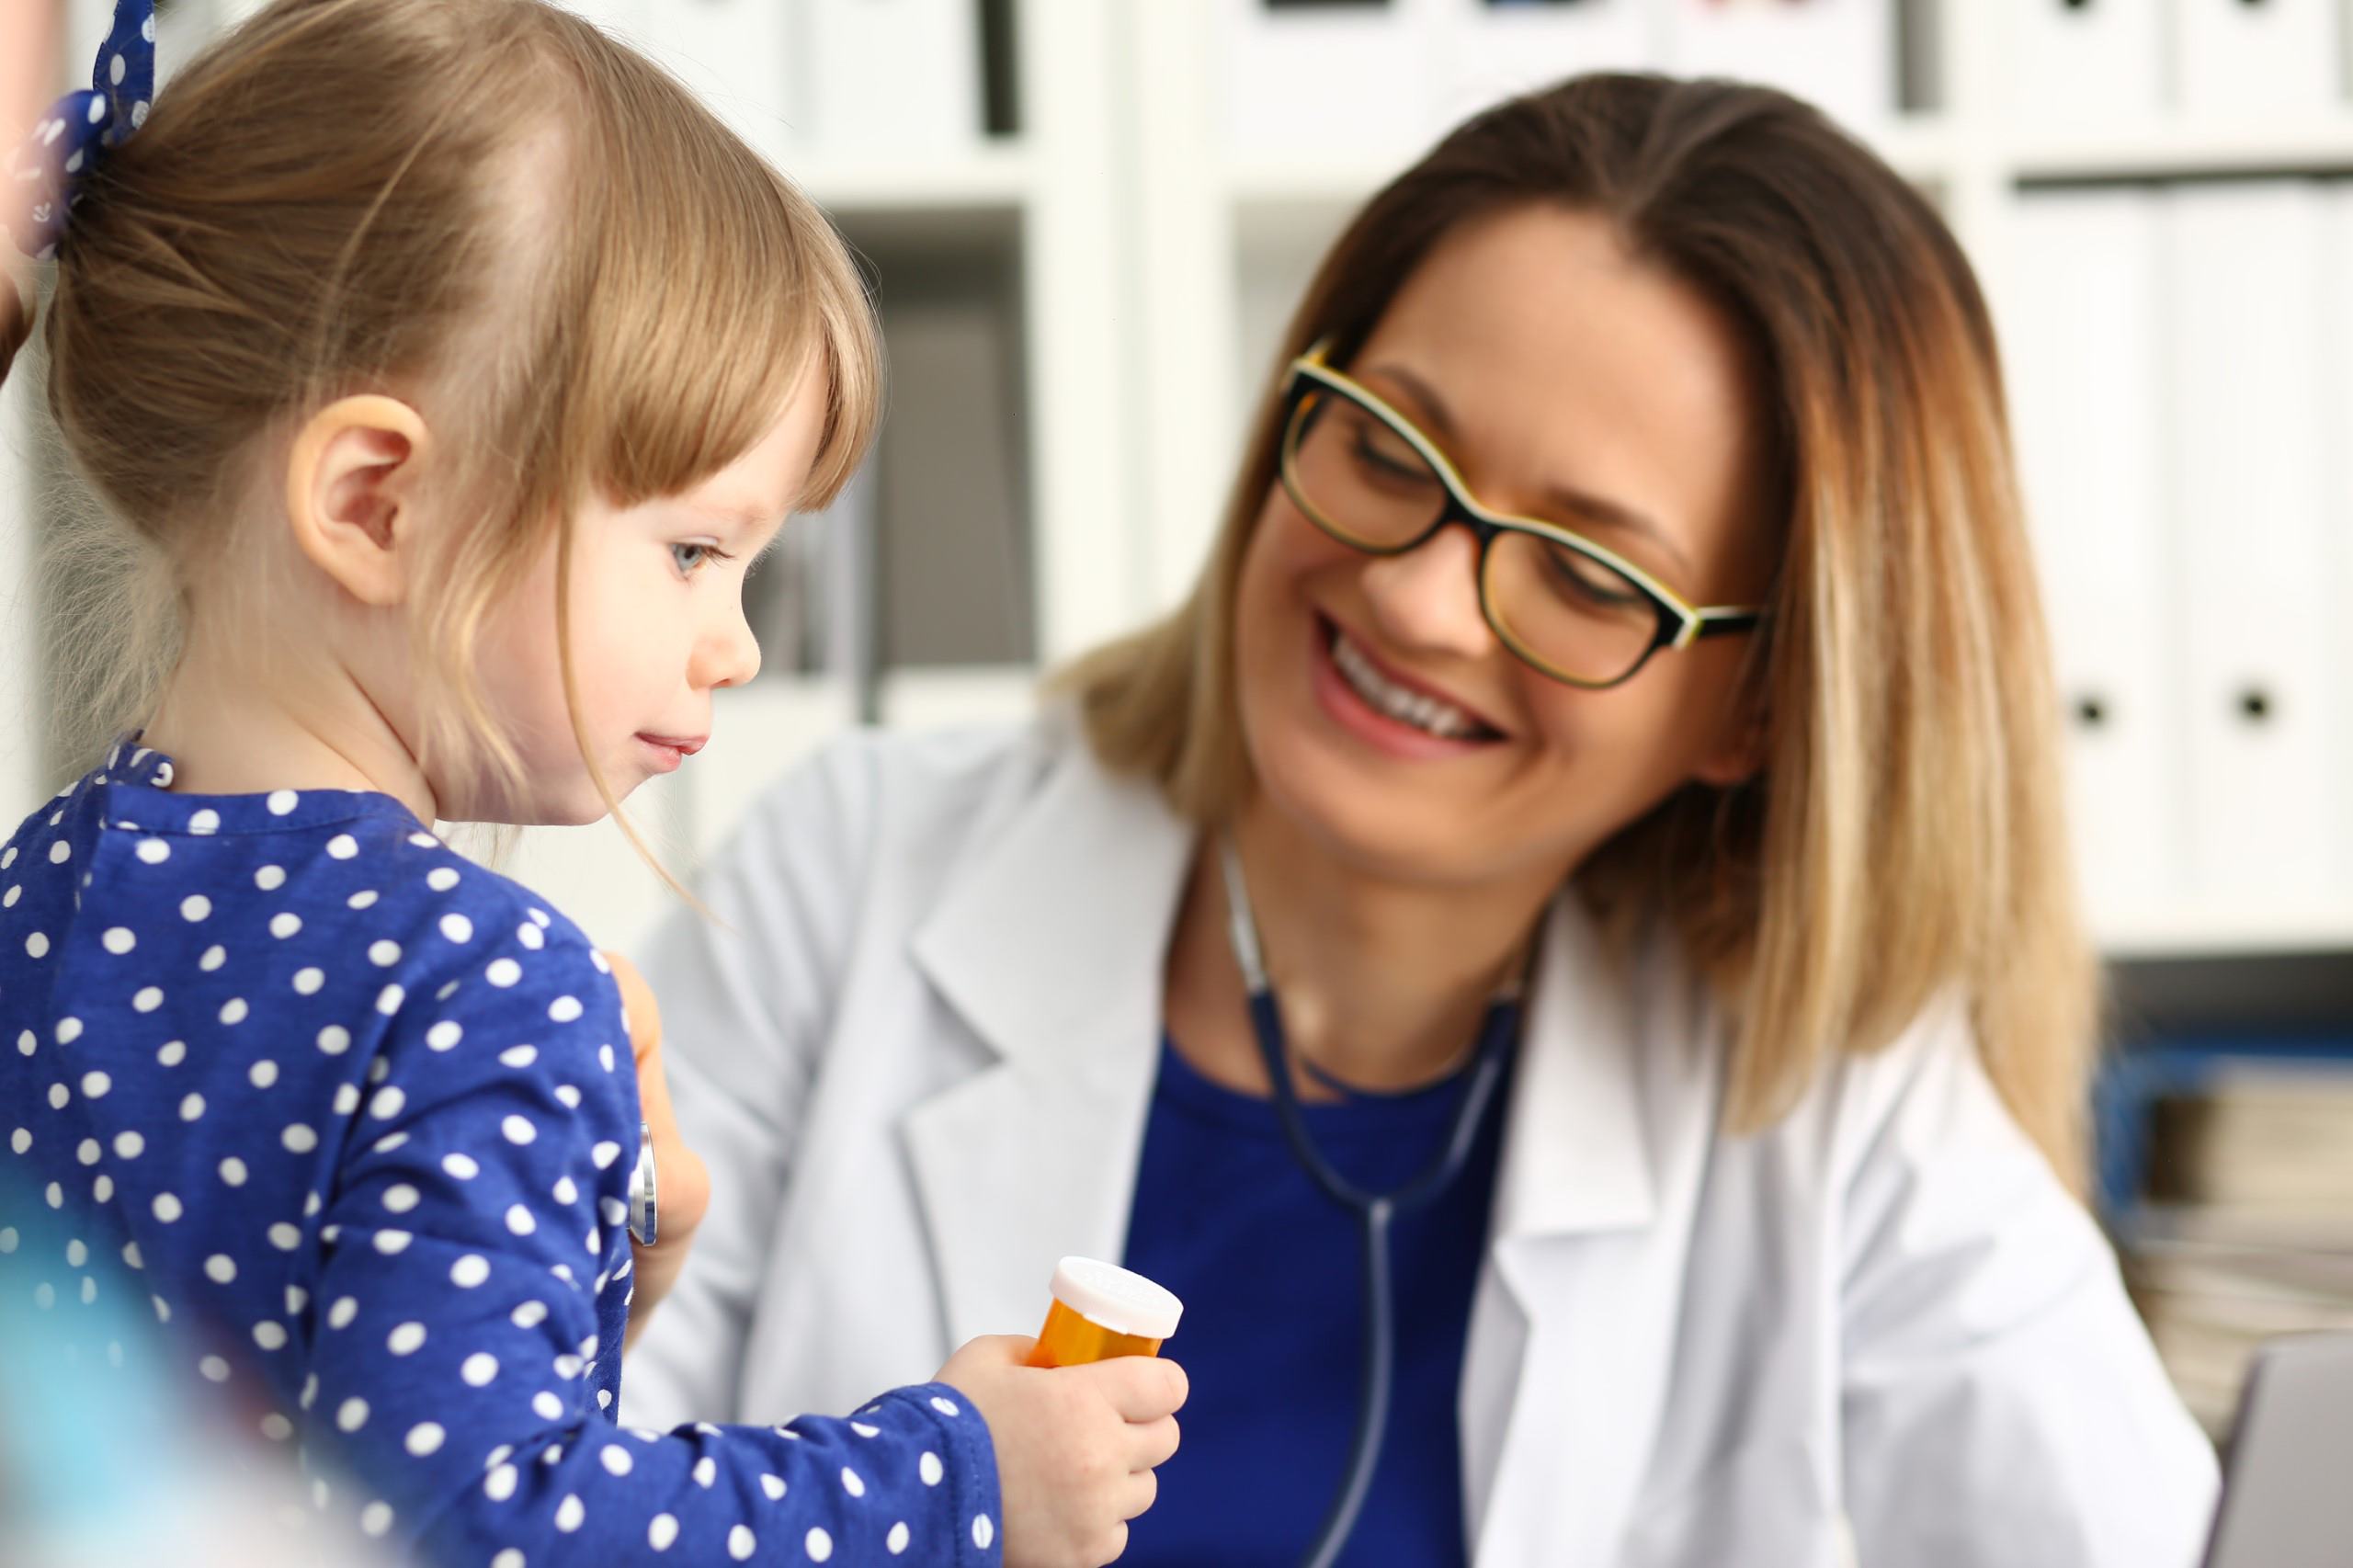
(1277, 343, 1768, 690)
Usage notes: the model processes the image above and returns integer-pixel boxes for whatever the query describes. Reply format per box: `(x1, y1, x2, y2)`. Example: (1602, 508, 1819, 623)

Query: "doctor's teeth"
(1333, 632, 1478, 739)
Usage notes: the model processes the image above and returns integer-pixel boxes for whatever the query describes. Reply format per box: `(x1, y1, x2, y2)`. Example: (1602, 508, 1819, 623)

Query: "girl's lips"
(636, 734, 706, 772)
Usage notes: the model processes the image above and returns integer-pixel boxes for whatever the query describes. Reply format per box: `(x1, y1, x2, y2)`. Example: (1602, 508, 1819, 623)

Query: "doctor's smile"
(1314, 616, 1511, 756)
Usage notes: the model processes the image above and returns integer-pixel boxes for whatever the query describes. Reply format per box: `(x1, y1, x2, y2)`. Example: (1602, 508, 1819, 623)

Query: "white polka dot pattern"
(0, 745, 1005, 1564)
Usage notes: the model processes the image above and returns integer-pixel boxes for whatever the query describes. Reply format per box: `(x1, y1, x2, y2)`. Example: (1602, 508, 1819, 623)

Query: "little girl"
(0, 4, 1181, 1566)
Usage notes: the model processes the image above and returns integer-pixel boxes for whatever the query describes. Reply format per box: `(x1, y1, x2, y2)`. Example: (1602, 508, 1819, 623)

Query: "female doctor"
(621, 74, 2217, 1567)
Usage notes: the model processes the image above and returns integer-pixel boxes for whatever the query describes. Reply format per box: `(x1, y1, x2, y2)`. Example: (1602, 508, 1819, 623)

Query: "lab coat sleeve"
(1836, 1015, 2220, 1568)
(618, 739, 881, 1428)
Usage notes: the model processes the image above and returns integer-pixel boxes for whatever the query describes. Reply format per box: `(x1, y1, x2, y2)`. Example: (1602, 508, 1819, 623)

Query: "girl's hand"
(936, 1336, 1187, 1568)
(605, 949, 712, 1350)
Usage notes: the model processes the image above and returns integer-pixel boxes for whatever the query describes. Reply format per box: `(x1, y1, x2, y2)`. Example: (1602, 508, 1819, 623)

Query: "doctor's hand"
(605, 949, 712, 1352)
(937, 1335, 1187, 1568)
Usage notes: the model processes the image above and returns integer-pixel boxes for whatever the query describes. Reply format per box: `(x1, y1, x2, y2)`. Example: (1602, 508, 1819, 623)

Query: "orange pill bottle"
(1024, 1257, 1185, 1369)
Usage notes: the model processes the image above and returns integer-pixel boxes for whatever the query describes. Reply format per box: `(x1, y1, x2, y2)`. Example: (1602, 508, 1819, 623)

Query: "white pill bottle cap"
(1051, 1256, 1184, 1340)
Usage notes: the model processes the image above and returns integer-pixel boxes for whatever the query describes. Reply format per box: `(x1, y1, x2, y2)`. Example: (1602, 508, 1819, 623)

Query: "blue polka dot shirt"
(0, 742, 1003, 1565)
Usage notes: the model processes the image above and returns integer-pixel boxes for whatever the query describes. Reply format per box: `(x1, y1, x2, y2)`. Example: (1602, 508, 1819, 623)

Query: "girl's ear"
(284, 395, 432, 608)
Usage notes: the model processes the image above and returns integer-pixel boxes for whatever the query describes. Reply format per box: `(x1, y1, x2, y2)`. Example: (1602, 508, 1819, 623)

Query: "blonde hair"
(1063, 74, 2097, 1186)
(13, 0, 878, 845)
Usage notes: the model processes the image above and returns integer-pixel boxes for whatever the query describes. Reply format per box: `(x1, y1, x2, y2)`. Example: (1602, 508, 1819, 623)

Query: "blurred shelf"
(2096, 903, 2353, 963)
(1856, 117, 1971, 187)
(1218, 114, 2353, 216)
(1224, 151, 1429, 212)
(2005, 118, 2353, 184)
(2092, 1038, 2353, 1225)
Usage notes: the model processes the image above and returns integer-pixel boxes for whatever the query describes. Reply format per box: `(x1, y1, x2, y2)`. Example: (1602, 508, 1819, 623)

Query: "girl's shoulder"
(7, 739, 622, 1074)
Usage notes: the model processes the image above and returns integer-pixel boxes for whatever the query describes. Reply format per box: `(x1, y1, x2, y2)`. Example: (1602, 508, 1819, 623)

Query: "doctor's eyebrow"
(1365, 359, 1693, 577)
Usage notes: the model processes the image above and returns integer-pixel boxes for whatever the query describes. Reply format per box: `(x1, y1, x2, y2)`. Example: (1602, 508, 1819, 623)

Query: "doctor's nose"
(1357, 522, 1496, 662)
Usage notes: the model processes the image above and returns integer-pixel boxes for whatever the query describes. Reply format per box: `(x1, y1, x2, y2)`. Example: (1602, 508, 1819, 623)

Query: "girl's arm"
(298, 918, 1002, 1567)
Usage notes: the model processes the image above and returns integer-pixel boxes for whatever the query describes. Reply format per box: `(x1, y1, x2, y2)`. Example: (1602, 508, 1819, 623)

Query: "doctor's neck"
(1165, 793, 1559, 1097)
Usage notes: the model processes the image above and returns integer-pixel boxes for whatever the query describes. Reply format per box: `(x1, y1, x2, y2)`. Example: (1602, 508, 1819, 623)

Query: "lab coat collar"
(1491, 894, 1664, 1242)
(910, 750, 1665, 1248)
(909, 732, 1196, 1078)
(1466, 903, 1685, 1560)
(903, 733, 1196, 1346)
(901, 730, 1669, 1352)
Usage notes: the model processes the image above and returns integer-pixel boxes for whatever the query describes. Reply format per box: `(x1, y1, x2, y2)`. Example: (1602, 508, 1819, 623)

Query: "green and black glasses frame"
(1277, 341, 1768, 689)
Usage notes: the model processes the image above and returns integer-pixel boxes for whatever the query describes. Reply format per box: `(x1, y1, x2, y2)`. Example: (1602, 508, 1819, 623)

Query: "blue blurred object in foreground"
(0, 1178, 383, 1567)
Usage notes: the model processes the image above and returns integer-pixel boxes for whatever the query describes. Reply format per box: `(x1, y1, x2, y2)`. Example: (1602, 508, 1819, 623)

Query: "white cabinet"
(21, 0, 2353, 959)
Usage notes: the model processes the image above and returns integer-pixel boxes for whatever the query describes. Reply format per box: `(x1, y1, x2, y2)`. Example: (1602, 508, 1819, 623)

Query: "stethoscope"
(1217, 840, 1523, 1568)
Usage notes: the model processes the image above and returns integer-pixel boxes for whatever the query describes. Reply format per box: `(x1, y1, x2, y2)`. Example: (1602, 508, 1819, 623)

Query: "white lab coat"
(621, 714, 2219, 1567)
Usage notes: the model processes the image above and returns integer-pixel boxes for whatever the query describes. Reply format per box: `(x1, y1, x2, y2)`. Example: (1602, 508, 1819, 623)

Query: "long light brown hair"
(15, 0, 878, 848)
(1065, 74, 2096, 1185)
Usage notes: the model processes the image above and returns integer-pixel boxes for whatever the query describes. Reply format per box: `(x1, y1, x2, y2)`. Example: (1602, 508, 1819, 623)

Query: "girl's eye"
(671, 542, 716, 577)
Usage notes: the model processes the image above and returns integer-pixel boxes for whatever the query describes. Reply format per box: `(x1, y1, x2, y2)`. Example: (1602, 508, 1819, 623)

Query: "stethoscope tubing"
(1222, 841, 1521, 1568)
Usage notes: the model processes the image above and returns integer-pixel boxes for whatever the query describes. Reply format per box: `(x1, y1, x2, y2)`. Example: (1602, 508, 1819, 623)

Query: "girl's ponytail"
(3, 0, 156, 384)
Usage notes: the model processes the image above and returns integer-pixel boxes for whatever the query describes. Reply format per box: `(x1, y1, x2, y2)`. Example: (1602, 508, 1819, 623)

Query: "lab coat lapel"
(904, 740, 1196, 1348)
(1465, 901, 1693, 1564)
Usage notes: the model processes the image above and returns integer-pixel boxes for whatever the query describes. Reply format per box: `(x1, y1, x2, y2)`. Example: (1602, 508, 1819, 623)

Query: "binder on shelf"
(1220, 0, 1440, 162)
(2000, 188, 2182, 925)
(748, 464, 876, 687)
(1430, 0, 1662, 131)
(1659, 0, 1896, 131)
(820, 460, 879, 703)
(805, 0, 984, 153)
(2009, 0, 2166, 122)
(2171, 0, 2339, 115)
(2164, 181, 2340, 900)
(870, 263, 1033, 671)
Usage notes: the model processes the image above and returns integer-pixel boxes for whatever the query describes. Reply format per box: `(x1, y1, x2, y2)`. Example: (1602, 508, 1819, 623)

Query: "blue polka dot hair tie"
(6, 0, 158, 263)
